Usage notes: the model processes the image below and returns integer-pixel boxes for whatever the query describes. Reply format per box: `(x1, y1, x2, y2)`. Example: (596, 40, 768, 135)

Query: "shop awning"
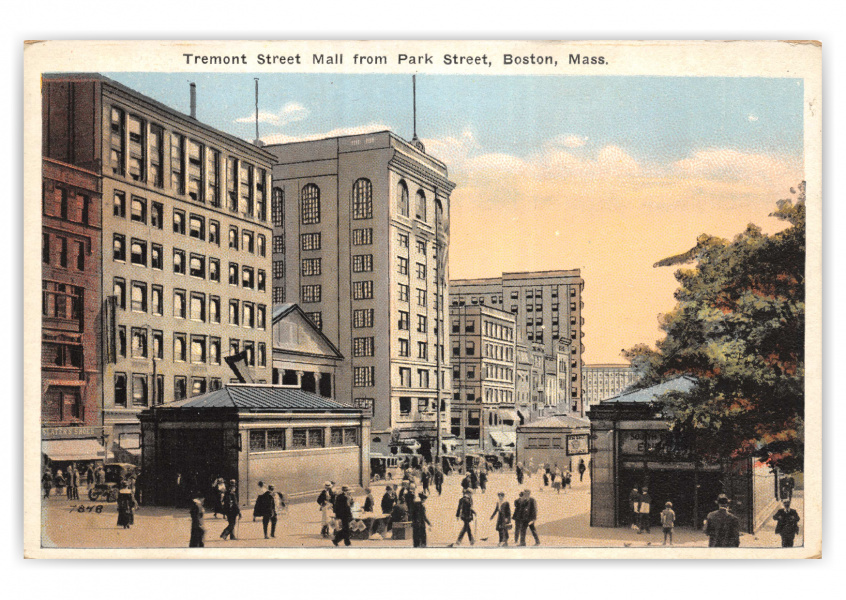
(490, 431, 517, 448)
(42, 439, 105, 462)
(498, 409, 519, 423)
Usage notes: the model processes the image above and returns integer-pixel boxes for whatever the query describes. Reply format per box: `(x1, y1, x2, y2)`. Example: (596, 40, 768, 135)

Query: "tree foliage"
(624, 183, 805, 472)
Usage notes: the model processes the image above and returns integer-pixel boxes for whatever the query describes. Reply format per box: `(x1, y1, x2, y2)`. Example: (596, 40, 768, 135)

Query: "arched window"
(301, 184, 320, 224)
(352, 178, 373, 220)
(415, 189, 427, 222)
(272, 187, 284, 227)
(397, 180, 409, 217)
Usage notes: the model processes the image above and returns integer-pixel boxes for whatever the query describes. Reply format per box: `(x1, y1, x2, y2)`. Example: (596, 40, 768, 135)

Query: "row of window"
(452, 287, 578, 307)
(113, 326, 266, 367)
(42, 233, 87, 271)
(248, 426, 359, 452)
(396, 338, 445, 361)
(397, 396, 443, 416)
(397, 367, 439, 389)
(109, 106, 267, 221)
(44, 184, 93, 226)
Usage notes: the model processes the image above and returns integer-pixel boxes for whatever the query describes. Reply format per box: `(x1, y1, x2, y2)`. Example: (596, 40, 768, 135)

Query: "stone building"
(584, 363, 639, 407)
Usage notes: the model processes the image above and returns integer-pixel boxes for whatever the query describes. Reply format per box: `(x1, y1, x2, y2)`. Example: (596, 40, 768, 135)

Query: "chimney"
(189, 82, 197, 119)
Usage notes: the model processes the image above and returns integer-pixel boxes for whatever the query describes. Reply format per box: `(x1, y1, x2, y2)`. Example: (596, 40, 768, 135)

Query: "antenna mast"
(411, 74, 425, 152)
(254, 78, 264, 147)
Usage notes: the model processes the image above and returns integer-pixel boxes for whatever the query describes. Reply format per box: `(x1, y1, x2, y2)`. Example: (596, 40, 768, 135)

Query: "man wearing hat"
(705, 494, 740, 547)
(773, 499, 801, 547)
(491, 492, 512, 546)
(220, 480, 242, 540)
(517, 489, 540, 546)
(317, 482, 336, 538)
(660, 501, 676, 546)
(332, 485, 354, 546)
(411, 492, 431, 548)
(455, 489, 476, 545)
(254, 484, 281, 539)
(189, 490, 205, 547)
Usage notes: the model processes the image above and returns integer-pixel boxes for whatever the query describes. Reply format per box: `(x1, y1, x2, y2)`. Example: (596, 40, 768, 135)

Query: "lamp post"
(434, 193, 443, 467)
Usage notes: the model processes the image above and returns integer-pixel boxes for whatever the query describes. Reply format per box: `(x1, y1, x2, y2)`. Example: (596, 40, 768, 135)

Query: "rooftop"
(152, 385, 360, 412)
(519, 414, 591, 429)
(600, 376, 697, 404)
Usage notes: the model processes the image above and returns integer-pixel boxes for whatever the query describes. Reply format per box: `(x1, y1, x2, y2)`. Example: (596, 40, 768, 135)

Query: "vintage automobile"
(88, 463, 138, 502)
(370, 453, 402, 481)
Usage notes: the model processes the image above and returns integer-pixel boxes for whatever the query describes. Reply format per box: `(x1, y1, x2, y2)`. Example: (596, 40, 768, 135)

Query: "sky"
(105, 72, 805, 363)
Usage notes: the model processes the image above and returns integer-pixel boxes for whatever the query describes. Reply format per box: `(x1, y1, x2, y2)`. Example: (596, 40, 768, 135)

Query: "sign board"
(566, 433, 590, 455)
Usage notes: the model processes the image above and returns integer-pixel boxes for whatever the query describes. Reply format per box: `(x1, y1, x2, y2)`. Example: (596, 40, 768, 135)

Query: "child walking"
(661, 501, 676, 546)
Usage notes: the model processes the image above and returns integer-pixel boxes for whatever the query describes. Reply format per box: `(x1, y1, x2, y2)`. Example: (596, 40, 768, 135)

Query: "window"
(131, 328, 148, 358)
(417, 341, 428, 360)
(56, 237, 68, 267)
(110, 107, 125, 176)
(452, 341, 460, 357)
(301, 258, 321, 276)
(174, 376, 187, 401)
(242, 266, 255, 289)
(257, 234, 266, 257)
(306, 311, 322, 330)
(113, 278, 126, 309)
(399, 368, 412, 387)
(415, 190, 427, 221)
(131, 196, 146, 223)
(273, 288, 285, 303)
(354, 366, 375, 387)
(76, 240, 87, 271)
(152, 330, 163, 359)
(151, 201, 163, 229)
(257, 305, 266, 330)
(113, 191, 126, 218)
(151, 285, 163, 316)
(173, 249, 186, 274)
(189, 214, 205, 240)
(397, 180, 409, 217)
(187, 140, 204, 202)
(467, 367, 475, 379)
(229, 300, 240, 325)
(117, 326, 126, 357)
(173, 290, 186, 318)
(352, 254, 373, 273)
(302, 285, 321, 303)
(173, 209, 185, 235)
(398, 338, 409, 357)
(42, 233, 50, 264)
(209, 378, 222, 392)
(126, 115, 145, 181)
(207, 148, 220, 206)
(189, 255, 206, 279)
(398, 311, 409, 330)
(130, 281, 147, 312)
(417, 288, 427, 306)
(418, 369, 430, 388)
(207, 221, 220, 246)
(191, 335, 206, 363)
(398, 257, 409, 275)
(243, 302, 255, 328)
(173, 333, 187, 362)
(353, 337, 374, 357)
(229, 262, 239, 285)
(209, 258, 220, 282)
(277, 235, 288, 253)
(113, 234, 126, 261)
(130, 374, 148, 406)
(239, 161, 254, 216)
(399, 396, 412, 415)
(416, 238, 426, 254)
(229, 226, 238, 250)
(292, 427, 324, 449)
(272, 187, 284, 227)
(398, 232, 409, 248)
(242, 230, 254, 253)
(398, 283, 409, 302)
(353, 228, 372, 245)
(209, 337, 221, 364)
(151, 244, 163, 270)
(352, 178, 372, 219)
(226, 157, 238, 211)
(417, 314, 427, 333)
(354, 308, 374, 328)
(416, 263, 426, 280)
(209, 296, 220, 323)
(353, 281, 373, 300)
(190, 292, 205, 322)
(301, 183, 320, 224)
(257, 270, 266, 292)
(170, 132, 185, 194)
(273, 260, 285, 280)
(149, 124, 164, 188)
(229, 339, 239, 356)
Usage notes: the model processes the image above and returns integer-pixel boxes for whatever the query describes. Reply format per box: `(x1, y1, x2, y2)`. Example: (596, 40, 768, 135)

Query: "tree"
(624, 183, 805, 473)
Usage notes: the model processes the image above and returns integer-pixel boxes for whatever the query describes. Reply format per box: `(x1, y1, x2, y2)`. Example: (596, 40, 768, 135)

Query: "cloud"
(671, 149, 801, 183)
(547, 134, 589, 148)
(260, 122, 390, 145)
(748, 114, 759, 122)
(235, 102, 309, 127)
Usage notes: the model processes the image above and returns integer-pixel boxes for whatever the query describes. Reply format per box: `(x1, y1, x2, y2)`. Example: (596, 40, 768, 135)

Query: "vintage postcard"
(23, 40, 821, 559)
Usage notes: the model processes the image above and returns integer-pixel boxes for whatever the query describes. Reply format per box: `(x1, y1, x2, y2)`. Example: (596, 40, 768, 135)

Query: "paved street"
(42, 471, 801, 550)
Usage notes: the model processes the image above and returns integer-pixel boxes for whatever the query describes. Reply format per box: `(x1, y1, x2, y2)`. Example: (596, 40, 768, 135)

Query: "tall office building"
(266, 131, 456, 445)
(42, 74, 275, 459)
(450, 270, 585, 416)
(583, 363, 639, 406)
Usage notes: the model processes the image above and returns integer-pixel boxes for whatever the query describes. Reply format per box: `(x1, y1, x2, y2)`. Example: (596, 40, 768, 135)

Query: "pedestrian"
(470, 468, 479, 490)
(543, 465, 550, 488)
(513, 491, 526, 542)
(527, 458, 535, 478)
(661, 501, 676, 546)
(629, 487, 640, 530)
(403, 483, 417, 507)
(85, 464, 94, 490)
(782, 475, 796, 501)
(455, 489, 476, 546)
(516, 489, 540, 546)
(638, 486, 652, 534)
(434, 467, 444, 496)
(116, 481, 137, 529)
(219, 481, 242, 540)
(317, 481, 336, 538)
(578, 459, 586, 482)
(420, 468, 431, 495)
(381, 484, 397, 514)
(491, 491, 512, 546)
(42, 470, 53, 499)
(332, 485, 354, 547)
(411, 493, 432, 548)
(516, 462, 524, 485)
(704, 494, 741, 547)
(65, 465, 75, 499)
(362, 487, 375, 514)
(189, 490, 205, 547)
(54, 470, 66, 497)
(552, 468, 562, 494)
(565, 471, 572, 489)
(253, 484, 277, 539)
(94, 465, 106, 486)
(773, 499, 800, 547)
(212, 477, 226, 517)
(479, 469, 488, 494)
(253, 480, 265, 521)
(461, 472, 472, 492)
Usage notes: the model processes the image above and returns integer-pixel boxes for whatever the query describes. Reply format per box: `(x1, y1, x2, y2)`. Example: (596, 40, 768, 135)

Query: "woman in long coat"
(116, 483, 138, 528)
(490, 492, 512, 546)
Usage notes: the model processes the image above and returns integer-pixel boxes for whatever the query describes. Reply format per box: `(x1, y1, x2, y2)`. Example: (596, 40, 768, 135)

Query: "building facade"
(41, 157, 105, 465)
(266, 132, 455, 443)
(42, 74, 275, 459)
(451, 270, 585, 416)
(448, 304, 518, 452)
(584, 363, 639, 407)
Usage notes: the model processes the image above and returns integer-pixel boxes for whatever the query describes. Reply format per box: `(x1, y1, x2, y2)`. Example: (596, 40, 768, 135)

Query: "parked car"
(88, 463, 137, 502)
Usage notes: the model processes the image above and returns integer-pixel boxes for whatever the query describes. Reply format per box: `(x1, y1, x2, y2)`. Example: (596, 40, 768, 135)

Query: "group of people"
(515, 458, 587, 490)
(188, 478, 244, 547)
(454, 488, 540, 547)
(41, 463, 106, 499)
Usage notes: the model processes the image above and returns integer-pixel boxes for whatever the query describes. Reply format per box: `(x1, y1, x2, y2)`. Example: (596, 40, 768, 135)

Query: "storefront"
(139, 384, 370, 506)
(41, 426, 106, 472)
(588, 376, 780, 533)
(515, 414, 591, 472)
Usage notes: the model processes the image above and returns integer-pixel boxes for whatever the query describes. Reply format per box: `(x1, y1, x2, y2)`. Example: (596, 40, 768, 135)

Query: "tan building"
(584, 363, 639, 407)
(449, 304, 517, 452)
(266, 132, 455, 445)
(42, 74, 275, 458)
(451, 270, 586, 416)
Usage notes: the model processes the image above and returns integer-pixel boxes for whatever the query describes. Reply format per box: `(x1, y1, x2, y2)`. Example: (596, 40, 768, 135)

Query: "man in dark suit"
(638, 487, 653, 534)
(254, 484, 280, 539)
(491, 492, 512, 546)
(219, 481, 242, 540)
(332, 485, 354, 547)
(521, 489, 540, 546)
(512, 491, 526, 543)
(433, 467, 444, 495)
(455, 490, 476, 545)
(189, 490, 205, 547)
(705, 494, 741, 547)
(773, 500, 800, 547)
(411, 493, 431, 547)
(317, 481, 336, 538)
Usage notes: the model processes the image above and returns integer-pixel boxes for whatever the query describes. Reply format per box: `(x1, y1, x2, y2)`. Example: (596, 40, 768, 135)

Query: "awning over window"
(42, 439, 105, 462)
(490, 431, 517, 448)
(498, 409, 519, 423)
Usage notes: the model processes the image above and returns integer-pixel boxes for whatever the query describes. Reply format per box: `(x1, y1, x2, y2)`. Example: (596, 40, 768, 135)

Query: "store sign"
(566, 433, 590, 455)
